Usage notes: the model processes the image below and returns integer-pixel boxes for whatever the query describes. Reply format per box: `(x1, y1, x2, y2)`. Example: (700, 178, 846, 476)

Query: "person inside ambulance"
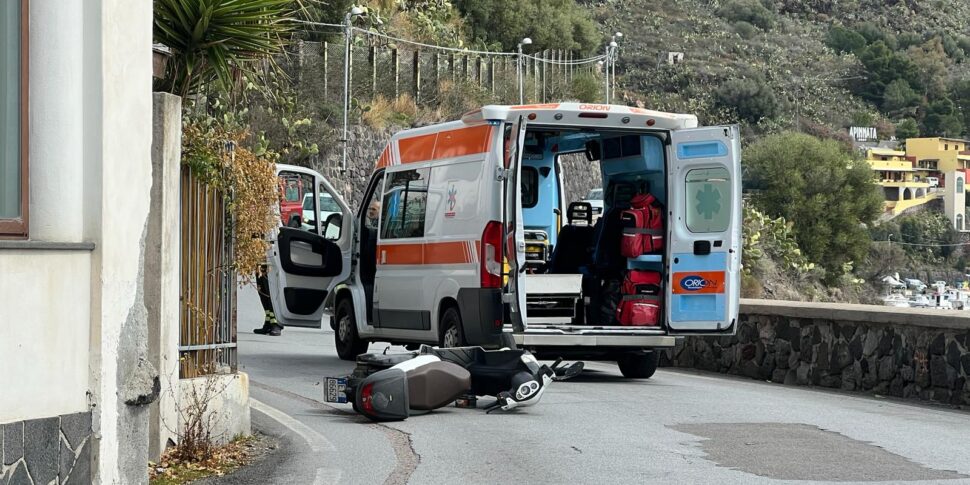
(366, 199, 381, 228)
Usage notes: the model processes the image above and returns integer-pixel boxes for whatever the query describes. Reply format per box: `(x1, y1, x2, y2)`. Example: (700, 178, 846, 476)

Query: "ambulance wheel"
(439, 307, 466, 348)
(335, 298, 367, 361)
(617, 351, 659, 379)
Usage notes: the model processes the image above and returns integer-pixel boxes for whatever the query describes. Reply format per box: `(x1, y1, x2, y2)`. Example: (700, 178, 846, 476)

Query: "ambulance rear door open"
(504, 116, 529, 332)
(665, 126, 741, 335)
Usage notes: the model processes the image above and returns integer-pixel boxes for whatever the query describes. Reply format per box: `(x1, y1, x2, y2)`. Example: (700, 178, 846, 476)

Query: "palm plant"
(154, 0, 299, 97)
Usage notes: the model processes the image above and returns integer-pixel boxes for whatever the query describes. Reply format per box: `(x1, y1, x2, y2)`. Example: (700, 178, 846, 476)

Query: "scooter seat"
(406, 361, 471, 410)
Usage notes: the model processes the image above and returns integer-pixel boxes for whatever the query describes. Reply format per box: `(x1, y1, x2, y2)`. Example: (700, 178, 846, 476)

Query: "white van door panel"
(269, 166, 353, 328)
(374, 167, 433, 331)
(504, 117, 529, 332)
(665, 126, 741, 334)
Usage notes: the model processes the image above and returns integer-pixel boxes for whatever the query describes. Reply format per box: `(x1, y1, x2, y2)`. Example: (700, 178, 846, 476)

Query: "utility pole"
(603, 44, 610, 104)
(341, 6, 363, 172)
(517, 37, 532, 104)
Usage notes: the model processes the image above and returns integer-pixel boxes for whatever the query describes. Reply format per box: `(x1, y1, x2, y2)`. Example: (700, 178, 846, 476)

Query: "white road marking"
(250, 398, 342, 485)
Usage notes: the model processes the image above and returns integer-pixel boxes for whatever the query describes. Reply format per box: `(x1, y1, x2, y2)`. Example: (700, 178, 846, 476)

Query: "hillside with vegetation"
(155, 0, 970, 304)
(592, 0, 970, 140)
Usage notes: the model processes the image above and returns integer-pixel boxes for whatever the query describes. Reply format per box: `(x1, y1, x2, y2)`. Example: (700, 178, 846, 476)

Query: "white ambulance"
(268, 103, 741, 378)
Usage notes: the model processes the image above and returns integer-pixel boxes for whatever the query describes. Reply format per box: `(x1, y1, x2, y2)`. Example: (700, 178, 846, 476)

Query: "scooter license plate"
(324, 377, 348, 403)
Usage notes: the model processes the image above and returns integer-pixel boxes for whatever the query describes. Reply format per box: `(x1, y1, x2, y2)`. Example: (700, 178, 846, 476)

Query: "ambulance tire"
(439, 307, 466, 348)
(335, 297, 368, 361)
(617, 351, 659, 379)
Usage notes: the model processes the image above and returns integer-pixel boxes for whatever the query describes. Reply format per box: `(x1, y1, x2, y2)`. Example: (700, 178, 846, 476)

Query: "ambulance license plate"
(324, 377, 348, 403)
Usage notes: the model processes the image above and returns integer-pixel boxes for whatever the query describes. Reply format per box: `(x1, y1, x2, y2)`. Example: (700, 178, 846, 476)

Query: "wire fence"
(288, 24, 611, 109)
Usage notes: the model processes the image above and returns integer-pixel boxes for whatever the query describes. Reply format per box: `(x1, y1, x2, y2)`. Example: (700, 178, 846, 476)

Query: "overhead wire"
(290, 20, 609, 66)
(873, 240, 970, 247)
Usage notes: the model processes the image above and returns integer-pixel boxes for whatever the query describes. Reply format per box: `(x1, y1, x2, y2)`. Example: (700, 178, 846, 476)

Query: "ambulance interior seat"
(547, 201, 595, 274)
(589, 181, 640, 279)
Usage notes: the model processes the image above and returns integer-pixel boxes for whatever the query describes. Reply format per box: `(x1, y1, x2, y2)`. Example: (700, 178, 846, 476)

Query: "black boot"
(255, 310, 282, 335)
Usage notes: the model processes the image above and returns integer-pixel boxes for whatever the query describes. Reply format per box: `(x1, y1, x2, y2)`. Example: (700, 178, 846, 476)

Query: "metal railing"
(179, 165, 237, 378)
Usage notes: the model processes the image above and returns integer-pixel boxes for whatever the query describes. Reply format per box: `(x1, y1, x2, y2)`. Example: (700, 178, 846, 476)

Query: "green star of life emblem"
(695, 183, 721, 220)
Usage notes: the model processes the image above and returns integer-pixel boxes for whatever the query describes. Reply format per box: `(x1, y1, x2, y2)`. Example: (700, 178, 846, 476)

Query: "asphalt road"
(235, 285, 970, 484)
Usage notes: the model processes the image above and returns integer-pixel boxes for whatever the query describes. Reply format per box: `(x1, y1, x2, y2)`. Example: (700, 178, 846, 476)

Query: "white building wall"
(89, 0, 155, 482)
(944, 171, 966, 230)
(0, 0, 154, 483)
(0, 0, 92, 425)
(0, 251, 91, 422)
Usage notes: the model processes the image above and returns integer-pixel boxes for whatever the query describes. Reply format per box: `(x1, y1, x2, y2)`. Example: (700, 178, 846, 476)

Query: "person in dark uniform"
(254, 265, 282, 336)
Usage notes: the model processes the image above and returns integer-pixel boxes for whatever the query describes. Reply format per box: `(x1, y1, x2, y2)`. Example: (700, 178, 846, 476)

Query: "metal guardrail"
(179, 165, 237, 378)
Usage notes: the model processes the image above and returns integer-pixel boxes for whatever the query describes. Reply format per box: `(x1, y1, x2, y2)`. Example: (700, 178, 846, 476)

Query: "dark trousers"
(256, 265, 278, 325)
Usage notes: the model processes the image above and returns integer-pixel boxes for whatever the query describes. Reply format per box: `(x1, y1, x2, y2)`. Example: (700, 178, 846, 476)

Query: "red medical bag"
(616, 270, 662, 326)
(620, 193, 664, 258)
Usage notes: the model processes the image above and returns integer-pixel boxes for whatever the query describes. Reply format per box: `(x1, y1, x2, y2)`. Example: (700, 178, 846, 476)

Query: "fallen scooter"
(323, 346, 583, 421)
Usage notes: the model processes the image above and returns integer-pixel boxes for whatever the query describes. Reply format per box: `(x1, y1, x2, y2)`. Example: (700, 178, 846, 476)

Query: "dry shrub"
(181, 121, 278, 283)
(226, 137, 278, 281)
(425, 79, 492, 121)
(362, 96, 393, 129)
(362, 95, 419, 129)
(392, 94, 419, 119)
(172, 367, 228, 462)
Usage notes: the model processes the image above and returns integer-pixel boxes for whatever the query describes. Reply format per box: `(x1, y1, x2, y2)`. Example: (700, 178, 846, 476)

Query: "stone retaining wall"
(664, 299, 970, 406)
(1, 412, 92, 485)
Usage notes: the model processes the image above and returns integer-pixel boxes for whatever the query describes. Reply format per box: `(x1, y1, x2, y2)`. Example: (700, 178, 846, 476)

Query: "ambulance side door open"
(666, 126, 741, 334)
(505, 116, 529, 332)
(269, 166, 354, 328)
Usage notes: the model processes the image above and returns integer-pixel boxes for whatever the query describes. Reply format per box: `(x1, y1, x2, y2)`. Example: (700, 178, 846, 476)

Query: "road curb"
(250, 399, 342, 485)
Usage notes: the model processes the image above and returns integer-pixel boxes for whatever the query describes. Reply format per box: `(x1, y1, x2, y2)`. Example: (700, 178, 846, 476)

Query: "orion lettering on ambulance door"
(672, 271, 726, 294)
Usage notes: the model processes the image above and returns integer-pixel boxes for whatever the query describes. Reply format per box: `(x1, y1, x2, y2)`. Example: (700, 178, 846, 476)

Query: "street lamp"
(517, 37, 532, 104)
(341, 6, 365, 171)
(607, 32, 622, 104)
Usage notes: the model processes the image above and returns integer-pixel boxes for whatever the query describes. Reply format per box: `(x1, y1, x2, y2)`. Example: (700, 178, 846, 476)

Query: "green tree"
(744, 132, 883, 279)
(714, 75, 780, 123)
(895, 118, 920, 139)
(923, 98, 965, 137)
(296, 0, 354, 41)
(454, 0, 600, 54)
(881, 79, 921, 115)
(733, 21, 759, 40)
(716, 0, 776, 31)
(854, 22, 897, 50)
(856, 41, 922, 103)
(826, 25, 866, 53)
(952, 79, 970, 135)
(905, 37, 949, 97)
(568, 73, 601, 103)
(896, 31, 924, 50)
(893, 212, 962, 260)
